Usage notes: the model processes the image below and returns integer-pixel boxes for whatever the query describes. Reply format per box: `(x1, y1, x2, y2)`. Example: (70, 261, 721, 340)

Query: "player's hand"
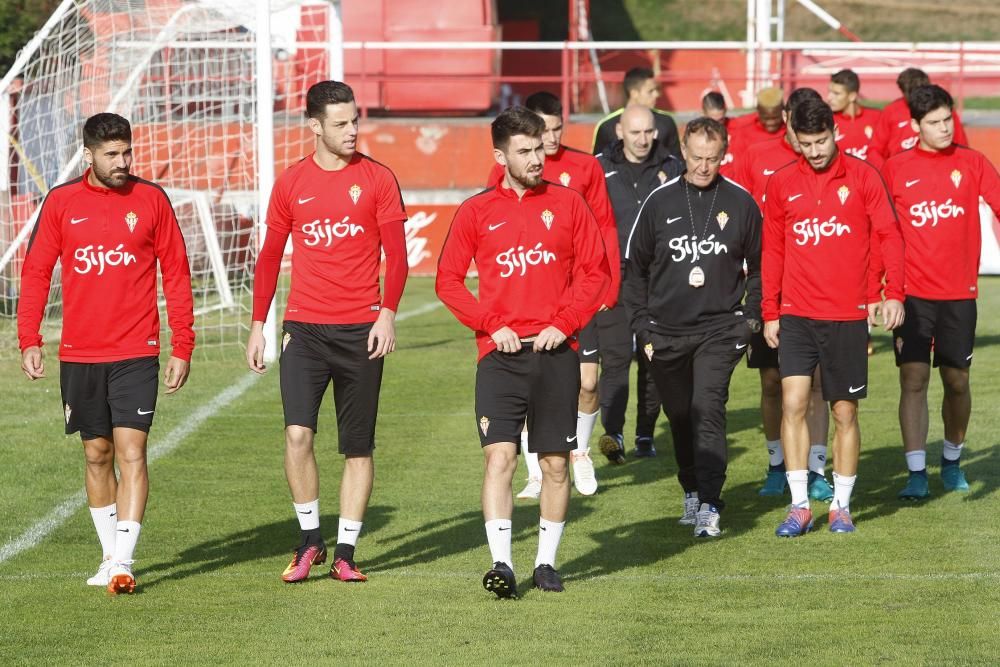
(598, 303, 610, 312)
(368, 308, 397, 359)
(533, 326, 567, 352)
(246, 321, 268, 374)
(763, 320, 780, 349)
(21, 346, 44, 380)
(490, 326, 521, 353)
(867, 301, 881, 328)
(881, 298, 905, 330)
(164, 356, 190, 394)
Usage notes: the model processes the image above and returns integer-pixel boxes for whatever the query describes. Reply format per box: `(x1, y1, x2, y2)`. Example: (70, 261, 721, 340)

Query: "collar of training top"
(81, 168, 134, 196)
(495, 180, 549, 199)
(797, 149, 846, 178)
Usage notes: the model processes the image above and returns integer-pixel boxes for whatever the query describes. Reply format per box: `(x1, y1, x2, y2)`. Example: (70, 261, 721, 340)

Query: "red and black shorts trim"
(60, 356, 159, 440)
(778, 315, 868, 401)
(892, 297, 976, 369)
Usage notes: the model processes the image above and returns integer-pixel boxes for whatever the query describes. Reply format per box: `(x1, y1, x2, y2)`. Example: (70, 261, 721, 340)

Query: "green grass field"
(2, 276, 999, 665)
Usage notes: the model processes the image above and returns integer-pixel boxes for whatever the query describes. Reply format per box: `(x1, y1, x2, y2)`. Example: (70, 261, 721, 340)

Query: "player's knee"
(941, 369, 970, 397)
(899, 365, 930, 394)
(830, 401, 857, 426)
(285, 426, 315, 452)
(484, 447, 517, 478)
(579, 378, 598, 397)
(83, 441, 114, 468)
(538, 453, 569, 482)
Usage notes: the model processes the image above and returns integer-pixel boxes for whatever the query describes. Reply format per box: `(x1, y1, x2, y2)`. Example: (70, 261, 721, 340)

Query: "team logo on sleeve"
(349, 184, 362, 204)
(951, 170, 963, 188)
(282, 332, 291, 351)
(864, 125, 873, 139)
(837, 185, 850, 205)
(541, 209, 554, 230)
(895, 337, 904, 354)
(643, 342, 654, 361)
(716, 211, 729, 231)
(559, 172, 571, 187)
(125, 211, 138, 233)
(64, 403, 72, 424)
(479, 416, 490, 436)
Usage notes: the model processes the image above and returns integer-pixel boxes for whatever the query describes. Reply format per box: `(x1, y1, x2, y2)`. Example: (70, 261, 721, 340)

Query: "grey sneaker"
(679, 492, 700, 525)
(694, 503, 721, 538)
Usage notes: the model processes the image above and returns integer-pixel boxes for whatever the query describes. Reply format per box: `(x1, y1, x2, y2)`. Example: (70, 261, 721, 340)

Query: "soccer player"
(623, 116, 761, 537)
(735, 87, 835, 501)
(486, 92, 620, 498)
(727, 87, 785, 177)
(882, 84, 1000, 499)
(702, 91, 736, 177)
(247, 81, 408, 583)
(763, 98, 905, 536)
(596, 105, 686, 461)
(871, 68, 969, 161)
(437, 107, 610, 597)
(18, 112, 195, 594)
(827, 69, 882, 166)
(592, 67, 681, 157)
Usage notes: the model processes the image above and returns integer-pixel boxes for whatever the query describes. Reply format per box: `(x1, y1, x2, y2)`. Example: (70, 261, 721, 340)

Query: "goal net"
(0, 0, 338, 359)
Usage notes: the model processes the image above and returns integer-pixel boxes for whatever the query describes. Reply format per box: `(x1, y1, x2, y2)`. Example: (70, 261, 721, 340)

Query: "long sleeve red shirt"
(762, 153, 905, 322)
(734, 135, 798, 208)
(883, 143, 1000, 300)
(834, 106, 883, 167)
(252, 153, 409, 324)
(435, 182, 611, 361)
(18, 172, 195, 362)
(872, 97, 969, 160)
(487, 145, 620, 307)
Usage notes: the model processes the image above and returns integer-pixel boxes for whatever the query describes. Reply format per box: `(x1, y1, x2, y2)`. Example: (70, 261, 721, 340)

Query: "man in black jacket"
(623, 117, 762, 538)
(592, 67, 681, 158)
(592, 105, 684, 463)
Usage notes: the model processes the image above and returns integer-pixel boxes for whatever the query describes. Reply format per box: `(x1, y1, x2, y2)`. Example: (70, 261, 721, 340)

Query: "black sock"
(301, 528, 323, 545)
(334, 543, 356, 563)
(768, 462, 787, 473)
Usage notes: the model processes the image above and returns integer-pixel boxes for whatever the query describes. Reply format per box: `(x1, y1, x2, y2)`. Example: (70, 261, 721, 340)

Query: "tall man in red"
(828, 69, 883, 167)
(872, 68, 968, 161)
(437, 107, 610, 597)
(247, 81, 408, 583)
(763, 98, 905, 536)
(18, 113, 194, 595)
(487, 92, 619, 498)
(882, 85, 1000, 499)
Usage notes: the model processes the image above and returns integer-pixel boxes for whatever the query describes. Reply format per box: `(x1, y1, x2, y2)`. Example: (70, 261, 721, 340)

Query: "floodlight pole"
(256, 0, 278, 361)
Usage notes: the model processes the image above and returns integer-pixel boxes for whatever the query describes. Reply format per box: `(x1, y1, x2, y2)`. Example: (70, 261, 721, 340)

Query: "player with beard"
(437, 107, 610, 597)
(763, 98, 905, 536)
(827, 69, 882, 167)
(18, 113, 194, 594)
(882, 85, 1000, 499)
(623, 117, 762, 537)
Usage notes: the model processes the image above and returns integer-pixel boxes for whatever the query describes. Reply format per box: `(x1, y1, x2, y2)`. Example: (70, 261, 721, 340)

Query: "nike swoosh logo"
(118, 529, 130, 533)
(297, 196, 315, 204)
(898, 120, 909, 128)
(604, 170, 618, 177)
(297, 510, 313, 515)
(488, 222, 507, 231)
(582, 349, 598, 356)
(498, 526, 510, 531)
(736, 343, 748, 350)
(666, 216, 683, 224)
(788, 194, 803, 201)
(566, 435, 577, 443)
(966, 353, 973, 361)
(848, 385, 866, 393)
(905, 179, 920, 188)
(762, 169, 775, 176)
(344, 527, 358, 532)
(70, 217, 88, 225)
(137, 409, 154, 415)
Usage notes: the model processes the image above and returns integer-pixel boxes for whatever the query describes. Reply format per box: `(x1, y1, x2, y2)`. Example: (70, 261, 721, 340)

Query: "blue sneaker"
(829, 506, 856, 533)
(898, 471, 930, 500)
(775, 506, 813, 537)
(759, 469, 787, 496)
(808, 471, 834, 502)
(941, 464, 969, 492)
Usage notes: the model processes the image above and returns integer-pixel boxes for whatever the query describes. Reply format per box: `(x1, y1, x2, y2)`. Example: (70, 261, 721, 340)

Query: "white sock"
(786, 470, 809, 508)
(89, 503, 117, 559)
(942, 440, 964, 462)
(112, 520, 141, 564)
(293, 499, 320, 531)
(832, 472, 856, 512)
(535, 518, 565, 568)
(905, 450, 927, 472)
(523, 449, 543, 481)
(766, 439, 784, 467)
(575, 410, 599, 453)
(337, 518, 363, 546)
(485, 519, 513, 569)
(808, 445, 827, 476)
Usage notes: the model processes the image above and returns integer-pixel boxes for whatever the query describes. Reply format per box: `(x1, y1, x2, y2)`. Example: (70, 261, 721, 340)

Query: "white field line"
(0, 301, 443, 565)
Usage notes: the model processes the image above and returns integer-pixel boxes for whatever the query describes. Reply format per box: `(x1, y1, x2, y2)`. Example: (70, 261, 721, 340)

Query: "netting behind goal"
(0, 0, 335, 359)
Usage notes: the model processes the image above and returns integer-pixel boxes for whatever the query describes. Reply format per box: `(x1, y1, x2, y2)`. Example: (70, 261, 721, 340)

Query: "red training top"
(834, 106, 883, 167)
(734, 135, 798, 208)
(435, 182, 611, 361)
(883, 143, 1000, 300)
(871, 97, 969, 161)
(762, 152, 905, 322)
(727, 114, 785, 179)
(252, 153, 408, 324)
(18, 172, 195, 362)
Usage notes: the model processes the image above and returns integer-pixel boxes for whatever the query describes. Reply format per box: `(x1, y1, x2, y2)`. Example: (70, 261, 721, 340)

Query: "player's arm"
(17, 195, 65, 380)
(369, 170, 410, 359)
(975, 151, 1000, 220)
(864, 169, 905, 330)
(620, 192, 658, 337)
(247, 178, 293, 372)
(761, 176, 786, 348)
(584, 158, 620, 309)
(153, 191, 195, 393)
(743, 198, 763, 326)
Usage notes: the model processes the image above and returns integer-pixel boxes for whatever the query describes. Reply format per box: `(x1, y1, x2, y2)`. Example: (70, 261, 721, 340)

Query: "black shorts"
(893, 297, 976, 369)
(746, 330, 779, 369)
(475, 344, 580, 453)
(279, 321, 384, 455)
(779, 315, 868, 401)
(578, 318, 600, 364)
(60, 356, 159, 439)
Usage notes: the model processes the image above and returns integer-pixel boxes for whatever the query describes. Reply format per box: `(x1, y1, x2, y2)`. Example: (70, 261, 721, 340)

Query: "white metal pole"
(328, 0, 344, 80)
(744, 0, 756, 107)
(256, 0, 278, 361)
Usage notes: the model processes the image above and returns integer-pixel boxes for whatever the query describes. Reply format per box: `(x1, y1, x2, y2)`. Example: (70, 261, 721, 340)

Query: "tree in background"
(0, 0, 61, 78)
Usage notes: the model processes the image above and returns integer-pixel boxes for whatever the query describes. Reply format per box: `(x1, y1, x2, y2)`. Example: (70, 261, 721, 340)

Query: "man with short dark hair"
(872, 67, 968, 160)
(703, 91, 737, 178)
(591, 67, 680, 157)
(437, 106, 610, 597)
(248, 80, 409, 584)
(828, 69, 883, 166)
(623, 117, 762, 538)
(19, 112, 195, 595)
(763, 98, 905, 536)
(882, 84, 1000, 499)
